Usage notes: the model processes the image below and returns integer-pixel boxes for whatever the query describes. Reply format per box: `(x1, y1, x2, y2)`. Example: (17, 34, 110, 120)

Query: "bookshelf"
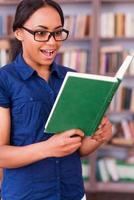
(57, 0, 94, 73)
(86, 0, 134, 196)
(1, 0, 134, 198)
(85, 144, 134, 193)
(99, 0, 134, 73)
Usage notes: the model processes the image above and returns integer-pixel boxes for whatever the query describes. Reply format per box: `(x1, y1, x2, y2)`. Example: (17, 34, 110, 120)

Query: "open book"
(45, 55, 133, 136)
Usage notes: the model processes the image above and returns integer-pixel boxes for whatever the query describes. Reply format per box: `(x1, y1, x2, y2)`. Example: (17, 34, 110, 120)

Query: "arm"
(0, 107, 84, 168)
(79, 117, 112, 157)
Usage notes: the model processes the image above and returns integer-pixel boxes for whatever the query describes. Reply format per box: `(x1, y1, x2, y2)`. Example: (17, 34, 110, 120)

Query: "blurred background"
(1, 0, 134, 199)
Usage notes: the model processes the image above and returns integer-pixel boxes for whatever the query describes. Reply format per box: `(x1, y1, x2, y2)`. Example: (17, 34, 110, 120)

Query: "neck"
(37, 67, 51, 82)
(23, 54, 52, 81)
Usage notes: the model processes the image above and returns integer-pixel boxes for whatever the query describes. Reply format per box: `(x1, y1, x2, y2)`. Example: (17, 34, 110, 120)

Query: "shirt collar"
(14, 53, 64, 80)
(14, 53, 35, 80)
(51, 61, 64, 79)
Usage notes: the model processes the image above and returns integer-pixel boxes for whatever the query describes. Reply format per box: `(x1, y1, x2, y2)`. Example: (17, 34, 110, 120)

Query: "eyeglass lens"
(35, 30, 68, 41)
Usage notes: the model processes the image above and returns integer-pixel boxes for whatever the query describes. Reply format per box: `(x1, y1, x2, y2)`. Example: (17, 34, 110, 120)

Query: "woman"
(0, 0, 112, 199)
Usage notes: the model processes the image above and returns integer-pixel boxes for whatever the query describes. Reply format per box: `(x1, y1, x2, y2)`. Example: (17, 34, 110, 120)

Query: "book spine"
(89, 80, 120, 135)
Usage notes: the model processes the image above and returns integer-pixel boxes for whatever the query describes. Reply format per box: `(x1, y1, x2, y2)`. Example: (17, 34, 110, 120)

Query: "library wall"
(56, 1, 93, 73)
(0, 1, 134, 200)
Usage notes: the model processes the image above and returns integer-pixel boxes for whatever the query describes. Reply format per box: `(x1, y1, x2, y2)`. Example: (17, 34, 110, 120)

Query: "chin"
(41, 60, 54, 67)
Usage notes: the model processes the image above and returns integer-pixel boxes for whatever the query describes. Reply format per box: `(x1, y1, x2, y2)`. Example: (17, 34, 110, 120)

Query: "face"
(15, 6, 63, 69)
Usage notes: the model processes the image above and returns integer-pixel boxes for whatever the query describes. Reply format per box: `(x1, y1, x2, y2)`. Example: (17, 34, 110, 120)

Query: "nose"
(47, 34, 56, 44)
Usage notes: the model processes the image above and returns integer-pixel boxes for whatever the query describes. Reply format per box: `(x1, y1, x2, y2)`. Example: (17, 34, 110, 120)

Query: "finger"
(101, 122, 112, 133)
(99, 117, 109, 128)
(93, 128, 103, 136)
(91, 133, 108, 143)
(65, 129, 84, 138)
(99, 120, 112, 130)
(66, 142, 82, 151)
(68, 136, 82, 144)
(91, 133, 102, 139)
(92, 126, 111, 140)
(91, 135, 102, 141)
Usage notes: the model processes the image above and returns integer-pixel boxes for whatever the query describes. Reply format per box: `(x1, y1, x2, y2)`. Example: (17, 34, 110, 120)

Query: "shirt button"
(56, 160, 59, 164)
(30, 97, 33, 101)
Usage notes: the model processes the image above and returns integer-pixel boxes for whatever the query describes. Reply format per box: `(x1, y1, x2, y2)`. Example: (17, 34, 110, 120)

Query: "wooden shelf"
(101, 0, 134, 3)
(95, 182, 134, 193)
(68, 36, 92, 41)
(101, 143, 133, 151)
(100, 37, 134, 41)
(0, 1, 19, 6)
(1, 0, 134, 195)
(85, 182, 134, 193)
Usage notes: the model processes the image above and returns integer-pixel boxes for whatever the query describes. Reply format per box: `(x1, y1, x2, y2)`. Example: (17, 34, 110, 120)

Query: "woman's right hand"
(42, 129, 84, 158)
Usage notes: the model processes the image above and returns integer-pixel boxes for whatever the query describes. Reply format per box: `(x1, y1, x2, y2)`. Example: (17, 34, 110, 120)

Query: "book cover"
(45, 55, 133, 136)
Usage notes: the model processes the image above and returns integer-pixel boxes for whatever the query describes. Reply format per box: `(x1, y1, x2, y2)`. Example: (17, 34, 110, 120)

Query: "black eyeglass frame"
(21, 26, 69, 42)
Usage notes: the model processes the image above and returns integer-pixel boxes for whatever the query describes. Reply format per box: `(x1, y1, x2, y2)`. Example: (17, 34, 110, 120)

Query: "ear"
(14, 28, 24, 41)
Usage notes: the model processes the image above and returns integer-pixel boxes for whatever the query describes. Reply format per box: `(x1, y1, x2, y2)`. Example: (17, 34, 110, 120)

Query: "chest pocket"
(10, 84, 54, 145)
(11, 82, 54, 108)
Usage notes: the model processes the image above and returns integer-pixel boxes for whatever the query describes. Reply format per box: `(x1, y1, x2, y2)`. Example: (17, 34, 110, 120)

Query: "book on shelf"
(97, 157, 134, 182)
(120, 120, 130, 139)
(100, 12, 134, 38)
(99, 45, 124, 75)
(55, 49, 88, 73)
(116, 160, 134, 182)
(97, 159, 110, 182)
(104, 157, 119, 182)
(101, 12, 115, 38)
(115, 12, 125, 37)
(81, 159, 90, 181)
(64, 14, 91, 39)
(45, 55, 133, 136)
(125, 13, 134, 37)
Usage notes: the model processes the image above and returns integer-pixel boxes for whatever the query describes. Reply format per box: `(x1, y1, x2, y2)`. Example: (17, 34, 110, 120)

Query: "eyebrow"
(35, 25, 63, 30)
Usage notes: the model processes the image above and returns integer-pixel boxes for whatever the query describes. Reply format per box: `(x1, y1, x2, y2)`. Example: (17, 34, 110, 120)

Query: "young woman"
(0, 0, 112, 199)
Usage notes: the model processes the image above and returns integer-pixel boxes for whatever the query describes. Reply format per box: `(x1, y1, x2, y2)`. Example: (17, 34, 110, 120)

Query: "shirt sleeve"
(0, 72, 10, 108)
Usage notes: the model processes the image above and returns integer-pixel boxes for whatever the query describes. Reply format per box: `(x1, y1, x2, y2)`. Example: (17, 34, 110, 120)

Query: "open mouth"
(40, 49, 56, 58)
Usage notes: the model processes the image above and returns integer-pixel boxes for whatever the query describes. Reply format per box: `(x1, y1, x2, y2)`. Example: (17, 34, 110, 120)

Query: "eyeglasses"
(21, 26, 69, 42)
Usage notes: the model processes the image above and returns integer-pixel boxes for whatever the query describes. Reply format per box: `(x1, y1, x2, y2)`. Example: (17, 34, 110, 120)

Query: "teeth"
(44, 50, 54, 53)
(41, 49, 55, 57)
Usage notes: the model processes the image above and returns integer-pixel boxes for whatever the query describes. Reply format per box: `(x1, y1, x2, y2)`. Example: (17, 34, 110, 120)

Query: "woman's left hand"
(91, 116, 112, 144)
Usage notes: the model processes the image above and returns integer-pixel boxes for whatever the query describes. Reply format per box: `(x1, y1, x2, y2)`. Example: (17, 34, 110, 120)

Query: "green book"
(45, 55, 133, 136)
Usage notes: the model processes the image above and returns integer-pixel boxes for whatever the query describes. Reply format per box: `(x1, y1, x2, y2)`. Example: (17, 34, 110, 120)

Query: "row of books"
(55, 49, 89, 73)
(64, 15, 92, 39)
(0, 40, 89, 72)
(107, 109, 134, 146)
(109, 86, 134, 112)
(1, 41, 134, 78)
(0, 42, 89, 72)
(99, 45, 134, 75)
(0, 15, 14, 36)
(1, 40, 134, 79)
(101, 12, 134, 38)
(1, 12, 134, 39)
(110, 119, 134, 147)
(0, 13, 92, 39)
(97, 157, 134, 183)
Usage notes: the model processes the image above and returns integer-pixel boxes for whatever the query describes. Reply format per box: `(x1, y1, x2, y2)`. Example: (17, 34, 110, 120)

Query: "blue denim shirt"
(0, 54, 85, 200)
